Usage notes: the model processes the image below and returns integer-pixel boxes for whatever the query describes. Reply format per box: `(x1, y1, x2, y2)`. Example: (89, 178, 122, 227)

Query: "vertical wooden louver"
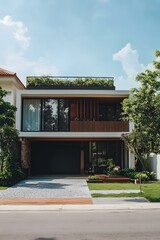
(70, 98, 99, 121)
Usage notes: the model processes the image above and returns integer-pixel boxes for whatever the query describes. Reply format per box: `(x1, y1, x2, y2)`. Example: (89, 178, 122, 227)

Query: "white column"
(128, 150, 135, 168)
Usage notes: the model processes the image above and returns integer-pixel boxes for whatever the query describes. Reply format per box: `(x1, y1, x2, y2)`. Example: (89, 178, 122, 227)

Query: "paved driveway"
(0, 176, 92, 199)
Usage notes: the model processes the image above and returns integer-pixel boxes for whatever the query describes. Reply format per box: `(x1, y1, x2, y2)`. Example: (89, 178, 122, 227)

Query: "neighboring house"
(0, 67, 25, 105)
(16, 76, 135, 175)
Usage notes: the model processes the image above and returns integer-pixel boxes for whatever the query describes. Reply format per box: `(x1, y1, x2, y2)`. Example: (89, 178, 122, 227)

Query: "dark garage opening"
(31, 141, 81, 175)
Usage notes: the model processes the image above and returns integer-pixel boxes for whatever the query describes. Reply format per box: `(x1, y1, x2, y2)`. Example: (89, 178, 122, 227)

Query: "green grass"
(0, 186, 7, 190)
(92, 193, 142, 198)
(88, 182, 160, 202)
(88, 183, 140, 190)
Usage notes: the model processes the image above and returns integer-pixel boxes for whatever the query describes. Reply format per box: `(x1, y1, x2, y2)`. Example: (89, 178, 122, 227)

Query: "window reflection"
(42, 99, 58, 131)
(23, 99, 41, 131)
(22, 98, 69, 132)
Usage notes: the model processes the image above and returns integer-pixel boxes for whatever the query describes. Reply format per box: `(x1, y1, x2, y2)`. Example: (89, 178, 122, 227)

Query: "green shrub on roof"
(26, 77, 114, 88)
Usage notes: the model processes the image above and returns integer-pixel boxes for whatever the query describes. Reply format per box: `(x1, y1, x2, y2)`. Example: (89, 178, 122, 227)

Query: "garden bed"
(87, 175, 132, 183)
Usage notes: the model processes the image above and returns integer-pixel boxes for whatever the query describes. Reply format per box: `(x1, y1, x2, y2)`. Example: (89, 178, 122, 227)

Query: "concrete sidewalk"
(0, 202, 160, 211)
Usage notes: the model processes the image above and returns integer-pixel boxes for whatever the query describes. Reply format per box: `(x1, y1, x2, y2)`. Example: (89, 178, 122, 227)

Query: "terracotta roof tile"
(0, 67, 16, 76)
(0, 67, 25, 88)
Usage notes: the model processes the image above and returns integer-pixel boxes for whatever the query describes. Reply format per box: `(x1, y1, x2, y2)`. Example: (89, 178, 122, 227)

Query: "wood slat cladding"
(70, 98, 99, 121)
(70, 121, 129, 132)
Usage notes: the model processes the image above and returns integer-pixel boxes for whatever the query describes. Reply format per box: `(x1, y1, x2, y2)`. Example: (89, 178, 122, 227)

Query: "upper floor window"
(22, 98, 69, 132)
(23, 99, 41, 131)
(99, 103, 122, 121)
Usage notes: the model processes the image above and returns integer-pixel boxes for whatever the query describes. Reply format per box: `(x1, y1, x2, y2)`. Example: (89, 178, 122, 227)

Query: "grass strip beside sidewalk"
(88, 182, 160, 202)
(0, 187, 7, 190)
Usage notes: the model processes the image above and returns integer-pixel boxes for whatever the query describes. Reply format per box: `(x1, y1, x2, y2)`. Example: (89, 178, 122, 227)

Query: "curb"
(0, 203, 160, 211)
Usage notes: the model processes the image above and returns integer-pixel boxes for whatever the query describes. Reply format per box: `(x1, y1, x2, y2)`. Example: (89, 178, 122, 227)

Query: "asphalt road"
(0, 210, 160, 240)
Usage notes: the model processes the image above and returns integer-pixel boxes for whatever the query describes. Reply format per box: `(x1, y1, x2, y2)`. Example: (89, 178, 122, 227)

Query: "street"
(0, 210, 160, 240)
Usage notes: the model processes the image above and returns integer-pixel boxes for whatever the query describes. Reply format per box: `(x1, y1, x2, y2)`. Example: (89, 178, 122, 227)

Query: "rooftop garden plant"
(26, 76, 115, 89)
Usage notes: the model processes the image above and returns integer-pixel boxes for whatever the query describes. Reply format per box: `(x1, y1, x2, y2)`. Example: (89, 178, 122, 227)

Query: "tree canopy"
(0, 87, 24, 185)
(122, 50, 160, 170)
(0, 87, 16, 127)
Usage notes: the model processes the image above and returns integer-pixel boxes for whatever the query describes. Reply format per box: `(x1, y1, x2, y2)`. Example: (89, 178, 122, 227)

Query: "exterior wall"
(0, 80, 15, 105)
(148, 154, 160, 180)
(21, 138, 31, 175)
(16, 88, 131, 173)
(16, 89, 130, 135)
(0, 76, 25, 105)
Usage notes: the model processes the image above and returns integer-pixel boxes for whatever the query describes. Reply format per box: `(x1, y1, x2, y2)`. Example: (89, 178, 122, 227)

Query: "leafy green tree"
(122, 50, 160, 170)
(0, 87, 16, 127)
(0, 87, 24, 185)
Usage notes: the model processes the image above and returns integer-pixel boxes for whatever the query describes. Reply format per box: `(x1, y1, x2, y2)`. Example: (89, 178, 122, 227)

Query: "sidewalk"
(0, 202, 160, 211)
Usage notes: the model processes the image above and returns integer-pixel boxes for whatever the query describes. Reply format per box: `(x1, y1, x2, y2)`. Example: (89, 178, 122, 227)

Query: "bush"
(118, 168, 137, 178)
(88, 175, 100, 180)
(135, 172, 149, 181)
(118, 168, 156, 181)
(136, 171, 156, 181)
(0, 167, 25, 187)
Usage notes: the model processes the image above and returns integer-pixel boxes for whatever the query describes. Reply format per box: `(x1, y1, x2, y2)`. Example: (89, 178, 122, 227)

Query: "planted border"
(26, 77, 115, 90)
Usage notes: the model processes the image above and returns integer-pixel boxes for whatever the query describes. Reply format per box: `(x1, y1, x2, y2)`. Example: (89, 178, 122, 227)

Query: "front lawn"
(88, 183, 140, 190)
(0, 186, 7, 190)
(88, 182, 160, 202)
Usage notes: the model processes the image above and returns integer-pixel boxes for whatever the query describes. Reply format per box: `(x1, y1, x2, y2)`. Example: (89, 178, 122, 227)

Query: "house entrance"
(31, 141, 81, 175)
(89, 141, 124, 173)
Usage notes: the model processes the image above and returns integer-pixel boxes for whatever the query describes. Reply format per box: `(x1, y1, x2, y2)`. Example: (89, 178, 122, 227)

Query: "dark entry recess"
(31, 141, 80, 175)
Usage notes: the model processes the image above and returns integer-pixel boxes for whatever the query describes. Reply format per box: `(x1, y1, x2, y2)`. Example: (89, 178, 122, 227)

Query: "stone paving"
(0, 176, 92, 199)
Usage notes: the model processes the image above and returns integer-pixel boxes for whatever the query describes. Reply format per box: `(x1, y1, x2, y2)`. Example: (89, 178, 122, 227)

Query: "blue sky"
(0, 0, 159, 89)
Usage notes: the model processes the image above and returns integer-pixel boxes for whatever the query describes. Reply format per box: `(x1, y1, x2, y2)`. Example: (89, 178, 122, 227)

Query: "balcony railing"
(70, 121, 129, 132)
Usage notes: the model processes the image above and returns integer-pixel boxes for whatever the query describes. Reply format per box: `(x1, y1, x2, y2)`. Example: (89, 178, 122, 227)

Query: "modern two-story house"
(16, 77, 135, 175)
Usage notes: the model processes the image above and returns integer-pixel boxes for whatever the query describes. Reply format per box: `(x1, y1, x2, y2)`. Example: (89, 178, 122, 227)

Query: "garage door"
(31, 141, 81, 175)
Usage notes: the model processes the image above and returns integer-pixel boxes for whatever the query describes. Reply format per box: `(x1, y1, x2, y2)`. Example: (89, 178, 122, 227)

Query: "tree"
(0, 87, 16, 127)
(122, 50, 160, 170)
(0, 87, 24, 185)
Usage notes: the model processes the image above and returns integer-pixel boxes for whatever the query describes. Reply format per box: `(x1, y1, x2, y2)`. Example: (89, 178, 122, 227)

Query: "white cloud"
(0, 52, 59, 85)
(113, 43, 154, 89)
(0, 15, 59, 85)
(0, 15, 30, 49)
(113, 43, 143, 79)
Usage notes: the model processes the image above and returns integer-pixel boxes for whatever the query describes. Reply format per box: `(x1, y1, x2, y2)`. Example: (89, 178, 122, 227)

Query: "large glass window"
(59, 99, 69, 131)
(90, 141, 122, 173)
(99, 103, 122, 121)
(42, 99, 58, 131)
(22, 98, 69, 132)
(23, 99, 41, 131)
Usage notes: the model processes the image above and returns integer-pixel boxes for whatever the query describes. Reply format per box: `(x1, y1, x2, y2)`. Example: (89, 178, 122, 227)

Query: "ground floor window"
(88, 141, 124, 173)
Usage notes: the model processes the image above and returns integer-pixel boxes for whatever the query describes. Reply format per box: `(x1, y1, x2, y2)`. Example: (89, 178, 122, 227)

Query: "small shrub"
(107, 169, 119, 176)
(146, 171, 156, 181)
(106, 159, 116, 171)
(88, 175, 100, 181)
(118, 168, 137, 178)
(118, 168, 156, 181)
(135, 172, 149, 181)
